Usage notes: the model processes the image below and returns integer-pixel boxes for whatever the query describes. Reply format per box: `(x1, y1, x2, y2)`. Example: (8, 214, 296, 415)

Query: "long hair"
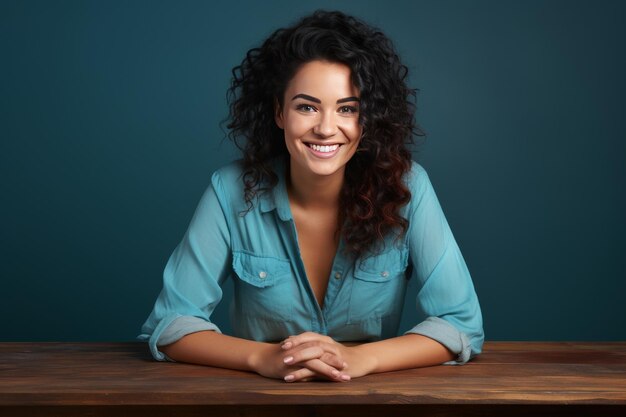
(226, 10, 424, 258)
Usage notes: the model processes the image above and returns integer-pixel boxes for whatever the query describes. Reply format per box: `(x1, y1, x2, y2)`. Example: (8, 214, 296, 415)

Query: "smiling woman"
(277, 61, 362, 180)
(139, 10, 484, 384)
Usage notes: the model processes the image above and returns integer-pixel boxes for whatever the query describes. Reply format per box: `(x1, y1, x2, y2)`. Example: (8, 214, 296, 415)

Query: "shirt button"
(381, 271, 389, 278)
(259, 271, 267, 279)
(334, 272, 342, 279)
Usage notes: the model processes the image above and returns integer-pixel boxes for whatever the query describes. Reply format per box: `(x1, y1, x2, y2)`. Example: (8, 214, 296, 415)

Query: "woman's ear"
(274, 97, 284, 129)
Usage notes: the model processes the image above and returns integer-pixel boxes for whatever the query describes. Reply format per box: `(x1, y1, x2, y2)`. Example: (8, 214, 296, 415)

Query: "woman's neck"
(287, 161, 344, 211)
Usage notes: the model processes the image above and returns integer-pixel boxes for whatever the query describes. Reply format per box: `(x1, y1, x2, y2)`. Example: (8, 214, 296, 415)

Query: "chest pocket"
(232, 251, 295, 321)
(348, 245, 410, 323)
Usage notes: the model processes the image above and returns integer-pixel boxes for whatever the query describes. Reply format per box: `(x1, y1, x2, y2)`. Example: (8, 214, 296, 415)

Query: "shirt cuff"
(403, 316, 472, 365)
(158, 315, 221, 344)
(138, 315, 221, 362)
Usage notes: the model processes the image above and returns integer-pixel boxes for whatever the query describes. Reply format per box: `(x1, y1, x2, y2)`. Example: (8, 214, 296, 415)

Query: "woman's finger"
(283, 365, 316, 382)
(283, 343, 345, 370)
(281, 332, 334, 350)
(299, 358, 349, 381)
(321, 351, 348, 370)
(284, 359, 350, 383)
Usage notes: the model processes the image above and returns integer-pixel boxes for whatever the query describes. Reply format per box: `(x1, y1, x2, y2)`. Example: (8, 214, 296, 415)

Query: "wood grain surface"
(0, 341, 624, 416)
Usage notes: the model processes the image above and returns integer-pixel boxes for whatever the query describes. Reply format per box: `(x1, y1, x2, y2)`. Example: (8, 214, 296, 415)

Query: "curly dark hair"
(226, 10, 424, 259)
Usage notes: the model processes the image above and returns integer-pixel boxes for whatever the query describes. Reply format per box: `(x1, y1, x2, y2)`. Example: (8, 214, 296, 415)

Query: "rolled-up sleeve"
(138, 172, 232, 361)
(403, 164, 484, 365)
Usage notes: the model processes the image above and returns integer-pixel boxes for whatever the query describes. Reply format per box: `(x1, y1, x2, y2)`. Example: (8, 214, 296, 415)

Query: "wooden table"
(1, 342, 625, 416)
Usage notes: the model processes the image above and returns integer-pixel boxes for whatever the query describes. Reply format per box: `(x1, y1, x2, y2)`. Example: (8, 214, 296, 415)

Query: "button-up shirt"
(139, 157, 484, 365)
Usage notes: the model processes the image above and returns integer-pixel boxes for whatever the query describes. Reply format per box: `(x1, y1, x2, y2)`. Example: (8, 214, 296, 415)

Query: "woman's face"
(275, 60, 362, 181)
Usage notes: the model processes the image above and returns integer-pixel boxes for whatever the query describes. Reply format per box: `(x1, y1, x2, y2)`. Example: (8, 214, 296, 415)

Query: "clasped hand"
(252, 331, 375, 383)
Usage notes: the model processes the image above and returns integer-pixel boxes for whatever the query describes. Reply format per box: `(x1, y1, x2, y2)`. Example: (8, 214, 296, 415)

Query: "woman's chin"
(305, 161, 345, 178)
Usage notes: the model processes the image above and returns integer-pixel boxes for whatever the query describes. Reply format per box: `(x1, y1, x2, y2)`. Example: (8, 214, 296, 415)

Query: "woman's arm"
(160, 330, 266, 372)
(160, 330, 351, 382)
(351, 333, 455, 373)
(401, 164, 485, 364)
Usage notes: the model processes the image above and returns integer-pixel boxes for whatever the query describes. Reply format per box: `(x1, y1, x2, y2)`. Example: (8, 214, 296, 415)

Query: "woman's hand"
(248, 336, 349, 382)
(280, 332, 378, 382)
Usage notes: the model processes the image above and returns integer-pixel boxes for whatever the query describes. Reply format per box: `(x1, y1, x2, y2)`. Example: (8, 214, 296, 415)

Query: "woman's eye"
(339, 106, 358, 114)
(296, 104, 316, 112)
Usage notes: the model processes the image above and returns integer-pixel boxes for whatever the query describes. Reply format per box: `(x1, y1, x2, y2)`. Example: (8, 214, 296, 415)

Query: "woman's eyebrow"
(292, 94, 321, 103)
(292, 93, 360, 104)
(337, 96, 360, 104)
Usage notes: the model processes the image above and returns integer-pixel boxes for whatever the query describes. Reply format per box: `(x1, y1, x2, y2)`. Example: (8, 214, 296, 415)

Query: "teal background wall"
(1, 0, 624, 342)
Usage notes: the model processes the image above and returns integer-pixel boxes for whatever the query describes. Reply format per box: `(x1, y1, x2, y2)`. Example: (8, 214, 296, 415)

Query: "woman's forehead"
(285, 60, 360, 99)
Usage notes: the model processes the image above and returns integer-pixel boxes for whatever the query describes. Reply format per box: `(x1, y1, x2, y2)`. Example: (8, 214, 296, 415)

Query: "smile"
(304, 142, 343, 159)
(306, 143, 341, 153)
(305, 143, 341, 153)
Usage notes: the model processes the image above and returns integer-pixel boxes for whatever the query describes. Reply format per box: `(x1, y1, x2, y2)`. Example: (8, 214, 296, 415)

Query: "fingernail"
(341, 374, 351, 381)
(283, 356, 293, 364)
(343, 362, 348, 368)
(284, 375, 294, 382)
(282, 342, 292, 349)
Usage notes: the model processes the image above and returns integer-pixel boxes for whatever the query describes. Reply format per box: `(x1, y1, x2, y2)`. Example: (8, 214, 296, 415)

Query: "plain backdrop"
(1, 0, 625, 342)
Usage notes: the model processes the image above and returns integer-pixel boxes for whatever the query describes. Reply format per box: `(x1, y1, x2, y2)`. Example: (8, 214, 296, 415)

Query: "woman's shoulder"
(400, 160, 441, 220)
(407, 160, 427, 176)
(209, 158, 283, 214)
(404, 160, 432, 193)
(205, 159, 247, 211)
(211, 159, 246, 186)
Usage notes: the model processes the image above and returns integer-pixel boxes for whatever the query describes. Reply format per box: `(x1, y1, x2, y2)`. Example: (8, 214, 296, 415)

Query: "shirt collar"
(259, 156, 293, 222)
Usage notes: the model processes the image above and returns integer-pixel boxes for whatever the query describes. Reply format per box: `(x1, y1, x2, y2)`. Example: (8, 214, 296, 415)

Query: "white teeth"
(309, 143, 340, 153)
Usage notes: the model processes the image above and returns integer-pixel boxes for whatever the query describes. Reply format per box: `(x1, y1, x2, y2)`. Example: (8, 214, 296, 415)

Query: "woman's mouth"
(304, 142, 342, 158)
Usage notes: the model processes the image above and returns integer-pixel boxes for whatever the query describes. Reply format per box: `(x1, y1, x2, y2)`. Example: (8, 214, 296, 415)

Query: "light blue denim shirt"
(138, 157, 484, 365)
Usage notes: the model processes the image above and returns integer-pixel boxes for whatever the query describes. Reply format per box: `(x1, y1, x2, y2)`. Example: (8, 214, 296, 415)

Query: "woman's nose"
(313, 111, 338, 137)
